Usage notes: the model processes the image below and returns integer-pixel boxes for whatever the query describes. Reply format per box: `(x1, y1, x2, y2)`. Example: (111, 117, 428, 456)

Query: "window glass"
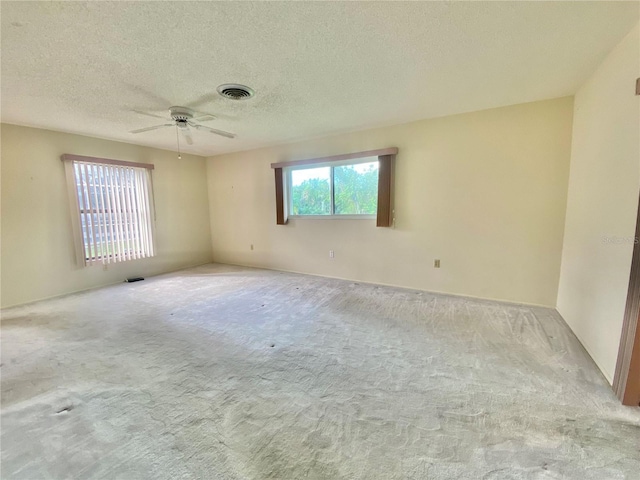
(290, 166, 331, 215)
(334, 162, 379, 215)
(289, 160, 380, 216)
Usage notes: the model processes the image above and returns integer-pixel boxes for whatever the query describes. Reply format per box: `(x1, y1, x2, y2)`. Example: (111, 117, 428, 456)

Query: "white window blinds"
(62, 155, 156, 266)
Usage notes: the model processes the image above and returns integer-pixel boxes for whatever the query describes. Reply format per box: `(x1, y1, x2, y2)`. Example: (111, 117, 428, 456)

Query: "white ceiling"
(2, 1, 638, 157)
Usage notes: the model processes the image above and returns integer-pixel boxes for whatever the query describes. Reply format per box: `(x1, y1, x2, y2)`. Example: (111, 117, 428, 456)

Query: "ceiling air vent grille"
(217, 84, 255, 100)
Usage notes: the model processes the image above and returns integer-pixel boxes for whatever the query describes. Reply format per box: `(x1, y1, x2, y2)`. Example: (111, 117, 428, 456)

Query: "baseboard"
(0, 259, 213, 310)
(208, 259, 555, 309)
(554, 309, 614, 385)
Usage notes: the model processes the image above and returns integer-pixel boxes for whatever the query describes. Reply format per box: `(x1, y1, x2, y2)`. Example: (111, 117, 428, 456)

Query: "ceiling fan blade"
(182, 127, 194, 145)
(185, 92, 218, 110)
(191, 114, 216, 123)
(132, 109, 168, 120)
(123, 83, 172, 109)
(189, 122, 236, 139)
(130, 123, 174, 134)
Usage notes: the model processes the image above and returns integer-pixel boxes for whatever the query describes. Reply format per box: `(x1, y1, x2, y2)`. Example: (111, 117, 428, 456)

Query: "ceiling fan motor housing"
(170, 106, 194, 127)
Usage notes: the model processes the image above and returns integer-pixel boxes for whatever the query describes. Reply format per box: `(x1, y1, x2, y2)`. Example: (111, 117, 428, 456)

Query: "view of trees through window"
(290, 161, 378, 215)
(290, 166, 331, 215)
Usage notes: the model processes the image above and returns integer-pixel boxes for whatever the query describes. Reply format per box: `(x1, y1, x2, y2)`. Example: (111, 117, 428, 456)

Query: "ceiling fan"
(130, 106, 236, 145)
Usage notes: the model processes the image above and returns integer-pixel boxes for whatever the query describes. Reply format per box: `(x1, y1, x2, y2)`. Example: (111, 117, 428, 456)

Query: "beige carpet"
(2, 264, 639, 479)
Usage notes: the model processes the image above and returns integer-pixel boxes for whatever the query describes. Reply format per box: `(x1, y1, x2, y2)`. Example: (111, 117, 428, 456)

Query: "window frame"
(61, 154, 156, 267)
(286, 156, 379, 219)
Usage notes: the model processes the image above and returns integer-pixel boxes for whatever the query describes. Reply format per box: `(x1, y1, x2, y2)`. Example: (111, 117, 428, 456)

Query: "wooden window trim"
(61, 153, 154, 170)
(377, 155, 395, 227)
(270, 148, 397, 169)
(274, 168, 287, 225)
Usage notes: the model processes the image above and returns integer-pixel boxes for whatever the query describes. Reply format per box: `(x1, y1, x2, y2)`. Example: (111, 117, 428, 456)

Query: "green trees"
(291, 177, 331, 215)
(334, 164, 378, 214)
(291, 163, 378, 215)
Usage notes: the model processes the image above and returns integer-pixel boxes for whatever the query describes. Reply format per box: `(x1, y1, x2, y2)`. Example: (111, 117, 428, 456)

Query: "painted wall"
(207, 97, 574, 307)
(1, 124, 213, 308)
(556, 24, 640, 383)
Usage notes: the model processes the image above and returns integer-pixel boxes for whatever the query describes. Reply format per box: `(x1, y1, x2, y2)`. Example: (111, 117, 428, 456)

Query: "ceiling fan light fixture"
(217, 84, 255, 100)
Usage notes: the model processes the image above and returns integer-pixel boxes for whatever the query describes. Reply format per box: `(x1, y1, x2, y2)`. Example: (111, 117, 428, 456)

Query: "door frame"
(613, 192, 640, 406)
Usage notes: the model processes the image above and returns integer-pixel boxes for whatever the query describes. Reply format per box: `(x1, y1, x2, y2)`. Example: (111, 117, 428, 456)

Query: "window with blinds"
(62, 154, 156, 266)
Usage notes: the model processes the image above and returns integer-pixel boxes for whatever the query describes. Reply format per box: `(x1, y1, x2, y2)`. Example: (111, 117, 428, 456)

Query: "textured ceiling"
(2, 1, 638, 157)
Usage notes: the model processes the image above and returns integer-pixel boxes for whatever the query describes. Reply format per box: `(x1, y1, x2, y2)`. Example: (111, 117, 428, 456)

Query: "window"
(289, 159, 379, 217)
(62, 154, 156, 266)
(271, 147, 397, 227)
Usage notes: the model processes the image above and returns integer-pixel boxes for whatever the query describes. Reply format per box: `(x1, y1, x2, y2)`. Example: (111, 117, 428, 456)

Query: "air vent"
(217, 84, 255, 100)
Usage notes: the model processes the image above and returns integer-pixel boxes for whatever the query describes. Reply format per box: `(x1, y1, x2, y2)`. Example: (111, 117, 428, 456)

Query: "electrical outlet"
(329, 250, 334, 258)
(250, 244, 254, 251)
(434, 259, 440, 268)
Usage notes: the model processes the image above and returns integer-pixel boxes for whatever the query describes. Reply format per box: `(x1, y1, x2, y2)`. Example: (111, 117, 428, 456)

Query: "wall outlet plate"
(434, 259, 441, 268)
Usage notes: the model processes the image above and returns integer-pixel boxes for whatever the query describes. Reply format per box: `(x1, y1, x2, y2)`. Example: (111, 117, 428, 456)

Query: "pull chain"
(175, 125, 182, 159)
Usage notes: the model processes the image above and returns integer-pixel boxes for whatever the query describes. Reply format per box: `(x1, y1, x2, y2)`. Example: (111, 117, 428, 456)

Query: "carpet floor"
(2, 264, 639, 479)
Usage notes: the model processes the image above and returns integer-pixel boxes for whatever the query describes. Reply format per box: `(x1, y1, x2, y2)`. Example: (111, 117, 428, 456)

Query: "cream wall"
(207, 97, 574, 307)
(557, 24, 640, 383)
(1, 124, 213, 308)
